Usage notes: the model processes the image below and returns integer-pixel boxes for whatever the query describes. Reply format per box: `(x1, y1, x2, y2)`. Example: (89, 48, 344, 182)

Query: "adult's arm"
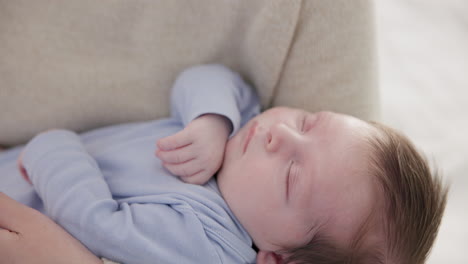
(0, 192, 102, 264)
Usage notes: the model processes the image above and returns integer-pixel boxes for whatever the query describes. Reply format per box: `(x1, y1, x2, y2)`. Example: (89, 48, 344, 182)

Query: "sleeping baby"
(2, 64, 447, 263)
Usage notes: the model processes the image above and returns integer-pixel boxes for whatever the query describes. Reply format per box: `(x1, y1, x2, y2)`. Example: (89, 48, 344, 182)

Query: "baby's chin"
(223, 133, 242, 162)
(216, 141, 241, 198)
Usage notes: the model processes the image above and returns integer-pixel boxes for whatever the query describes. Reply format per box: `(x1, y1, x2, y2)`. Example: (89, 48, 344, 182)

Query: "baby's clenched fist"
(156, 114, 231, 185)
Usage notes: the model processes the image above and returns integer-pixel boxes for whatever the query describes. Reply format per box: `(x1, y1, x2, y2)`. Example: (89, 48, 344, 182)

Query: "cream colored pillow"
(0, 0, 378, 147)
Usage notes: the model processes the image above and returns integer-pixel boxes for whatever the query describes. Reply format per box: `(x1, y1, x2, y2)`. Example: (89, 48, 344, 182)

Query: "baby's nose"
(265, 123, 295, 153)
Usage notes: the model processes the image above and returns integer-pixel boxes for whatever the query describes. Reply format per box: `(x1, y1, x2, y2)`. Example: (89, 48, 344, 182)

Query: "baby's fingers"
(156, 147, 195, 164)
(157, 129, 192, 151)
(163, 160, 203, 178)
(180, 171, 212, 185)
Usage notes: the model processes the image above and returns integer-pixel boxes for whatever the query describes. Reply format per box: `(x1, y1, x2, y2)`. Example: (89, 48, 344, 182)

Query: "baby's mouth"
(243, 121, 258, 154)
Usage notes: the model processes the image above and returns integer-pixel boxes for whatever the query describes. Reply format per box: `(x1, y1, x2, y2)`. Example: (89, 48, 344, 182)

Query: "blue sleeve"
(21, 130, 115, 220)
(21, 130, 223, 263)
(170, 64, 260, 137)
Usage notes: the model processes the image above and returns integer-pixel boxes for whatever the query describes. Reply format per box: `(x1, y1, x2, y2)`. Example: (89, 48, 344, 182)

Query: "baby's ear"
(256, 250, 284, 264)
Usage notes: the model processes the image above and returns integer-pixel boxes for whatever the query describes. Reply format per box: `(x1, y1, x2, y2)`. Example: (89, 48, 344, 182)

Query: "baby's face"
(217, 107, 379, 252)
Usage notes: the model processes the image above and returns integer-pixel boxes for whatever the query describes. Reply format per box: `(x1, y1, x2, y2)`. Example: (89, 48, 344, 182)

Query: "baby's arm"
(16, 130, 224, 263)
(17, 130, 124, 259)
(157, 64, 260, 184)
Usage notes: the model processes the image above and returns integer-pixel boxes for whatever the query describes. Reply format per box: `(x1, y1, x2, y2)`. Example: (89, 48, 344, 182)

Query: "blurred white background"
(376, 1, 468, 263)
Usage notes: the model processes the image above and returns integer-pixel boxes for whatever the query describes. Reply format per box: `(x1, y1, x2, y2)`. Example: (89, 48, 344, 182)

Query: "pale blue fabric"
(0, 64, 260, 264)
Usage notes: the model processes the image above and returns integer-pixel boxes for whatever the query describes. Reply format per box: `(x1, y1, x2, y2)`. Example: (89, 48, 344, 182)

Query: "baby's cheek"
(246, 163, 271, 185)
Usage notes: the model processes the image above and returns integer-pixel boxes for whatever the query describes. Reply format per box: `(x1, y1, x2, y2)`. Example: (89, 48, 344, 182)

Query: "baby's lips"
(309, 111, 326, 129)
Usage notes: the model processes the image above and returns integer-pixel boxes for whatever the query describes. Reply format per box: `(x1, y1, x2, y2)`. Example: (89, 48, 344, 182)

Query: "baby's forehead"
(311, 152, 381, 230)
(314, 186, 383, 247)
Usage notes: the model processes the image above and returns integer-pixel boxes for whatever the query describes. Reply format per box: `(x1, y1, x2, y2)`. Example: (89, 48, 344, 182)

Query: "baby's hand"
(156, 114, 231, 185)
(16, 129, 62, 185)
(17, 150, 32, 185)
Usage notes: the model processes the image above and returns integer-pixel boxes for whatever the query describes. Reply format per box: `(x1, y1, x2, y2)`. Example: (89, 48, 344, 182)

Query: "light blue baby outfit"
(0, 64, 260, 264)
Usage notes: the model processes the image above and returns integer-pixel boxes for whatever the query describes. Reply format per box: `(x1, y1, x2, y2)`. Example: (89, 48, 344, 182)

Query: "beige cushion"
(0, 0, 378, 147)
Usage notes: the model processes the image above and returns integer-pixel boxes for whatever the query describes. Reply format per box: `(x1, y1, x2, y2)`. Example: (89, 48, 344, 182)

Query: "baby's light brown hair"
(279, 121, 449, 264)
